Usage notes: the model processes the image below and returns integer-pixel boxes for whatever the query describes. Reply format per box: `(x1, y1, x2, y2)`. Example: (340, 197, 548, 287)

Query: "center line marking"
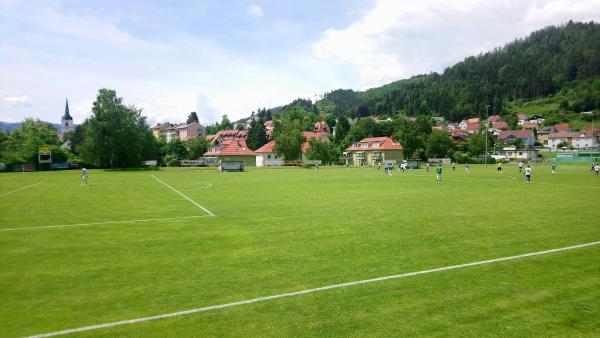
(26, 240, 600, 338)
(0, 181, 43, 198)
(152, 175, 215, 216)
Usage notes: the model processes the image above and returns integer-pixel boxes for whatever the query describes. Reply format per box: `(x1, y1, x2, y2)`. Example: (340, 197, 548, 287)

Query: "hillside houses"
(152, 122, 205, 142)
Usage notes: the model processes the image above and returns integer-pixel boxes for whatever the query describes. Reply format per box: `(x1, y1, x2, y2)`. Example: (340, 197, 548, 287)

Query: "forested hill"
(314, 21, 600, 122)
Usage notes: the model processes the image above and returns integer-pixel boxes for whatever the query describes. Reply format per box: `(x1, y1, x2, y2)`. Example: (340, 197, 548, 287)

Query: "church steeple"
(63, 98, 72, 120)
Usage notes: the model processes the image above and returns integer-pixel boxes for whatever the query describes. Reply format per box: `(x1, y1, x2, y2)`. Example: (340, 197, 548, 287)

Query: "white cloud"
(4, 95, 30, 104)
(312, 0, 600, 89)
(247, 4, 264, 18)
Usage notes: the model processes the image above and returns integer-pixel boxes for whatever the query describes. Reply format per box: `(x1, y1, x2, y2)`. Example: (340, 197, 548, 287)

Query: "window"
(267, 154, 271, 159)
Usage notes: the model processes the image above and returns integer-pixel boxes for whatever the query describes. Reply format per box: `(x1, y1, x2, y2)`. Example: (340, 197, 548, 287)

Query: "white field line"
(26, 240, 600, 338)
(0, 182, 43, 198)
(151, 175, 215, 217)
(180, 182, 212, 192)
(0, 215, 211, 232)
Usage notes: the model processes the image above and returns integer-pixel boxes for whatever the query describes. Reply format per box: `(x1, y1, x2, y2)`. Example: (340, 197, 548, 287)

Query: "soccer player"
(551, 162, 557, 175)
(497, 162, 503, 174)
(465, 163, 470, 175)
(387, 162, 393, 176)
(436, 163, 442, 181)
(81, 168, 88, 185)
(518, 161, 523, 173)
(594, 163, 599, 176)
(426, 162, 430, 173)
(525, 165, 532, 183)
(452, 162, 456, 172)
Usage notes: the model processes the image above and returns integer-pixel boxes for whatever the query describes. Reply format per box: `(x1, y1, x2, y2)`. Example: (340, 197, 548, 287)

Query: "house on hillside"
(487, 115, 502, 123)
(152, 122, 205, 141)
(537, 126, 556, 145)
(553, 123, 571, 133)
(464, 123, 481, 134)
(264, 120, 274, 139)
(548, 129, 599, 150)
(497, 130, 535, 147)
(490, 121, 509, 135)
(314, 121, 330, 134)
(517, 113, 527, 125)
(344, 137, 403, 166)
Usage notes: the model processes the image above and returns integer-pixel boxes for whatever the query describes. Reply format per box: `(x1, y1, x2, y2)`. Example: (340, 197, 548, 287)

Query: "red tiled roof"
(203, 139, 256, 156)
(345, 136, 403, 151)
(548, 132, 581, 139)
(467, 117, 480, 123)
(553, 123, 571, 132)
(302, 131, 328, 152)
(581, 127, 600, 136)
(488, 115, 501, 123)
(264, 120, 274, 127)
(464, 123, 480, 132)
(492, 121, 509, 130)
(255, 140, 276, 153)
(517, 113, 527, 120)
(498, 130, 534, 140)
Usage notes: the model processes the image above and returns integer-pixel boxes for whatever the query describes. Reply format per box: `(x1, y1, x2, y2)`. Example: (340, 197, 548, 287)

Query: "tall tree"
(246, 114, 268, 150)
(79, 89, 157, 168)
(186, 111, 199, 124)
(220, 114, 232, 130)
(273, 119, 305, 161)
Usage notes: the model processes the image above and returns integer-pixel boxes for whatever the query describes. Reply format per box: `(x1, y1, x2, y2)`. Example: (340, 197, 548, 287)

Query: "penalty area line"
(26, 240, 600, 338)
(0, 215, 211, 232)
(0, 181, 44, 198)
(151, 175, 215, 217)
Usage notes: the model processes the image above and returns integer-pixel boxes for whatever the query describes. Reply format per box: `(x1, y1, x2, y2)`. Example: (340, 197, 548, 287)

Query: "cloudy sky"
(1, 0, 599, 125)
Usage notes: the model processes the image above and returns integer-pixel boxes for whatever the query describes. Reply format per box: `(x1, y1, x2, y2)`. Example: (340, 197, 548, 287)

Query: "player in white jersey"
(81, 168, 88, 185)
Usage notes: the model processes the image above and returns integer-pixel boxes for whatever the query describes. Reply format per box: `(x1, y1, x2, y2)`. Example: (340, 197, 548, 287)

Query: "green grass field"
(1, 164, 599, 337)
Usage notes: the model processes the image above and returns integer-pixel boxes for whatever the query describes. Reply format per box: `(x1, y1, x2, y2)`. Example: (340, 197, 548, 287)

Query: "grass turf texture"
(1, 165, 599, 337)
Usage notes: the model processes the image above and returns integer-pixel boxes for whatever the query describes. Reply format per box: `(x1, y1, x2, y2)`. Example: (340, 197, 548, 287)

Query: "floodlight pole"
(485, 105, 490, 167)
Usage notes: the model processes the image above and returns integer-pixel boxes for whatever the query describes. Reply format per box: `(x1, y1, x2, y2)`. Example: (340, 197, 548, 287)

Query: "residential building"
(264, 120, 274, 139)
(314, 121, 330, 134)
(499, 146, 539, 161)
(152, 121, 205, 141)
(572, 133, 599, 149)
(254, 131, 329, 166)
(203, 129, 255, 166)
(344, 137, 403, 166)
(464, 123, 481, 134)
(498, 130, 535, 147)
(255, 140, 283, 167)
(548, 132, 577, 150)
(487, 115, 501, 123)
(517, 113, 527, 125)
(553, 123, 571, 133)
(537, 126, 556, 145)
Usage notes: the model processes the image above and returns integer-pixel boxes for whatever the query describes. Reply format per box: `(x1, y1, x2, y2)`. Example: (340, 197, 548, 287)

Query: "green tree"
(273, 119, 305, 161)
(426, 130, 453, 158)
(305, 139, 333, 163)
(78, 89, 157, 168)
(334, 116, 351, 144)
(220, 114, 232, 130)
(186, 111, 199, 124)
(186, 137, 209, 159)
(246, 114, 268, 150)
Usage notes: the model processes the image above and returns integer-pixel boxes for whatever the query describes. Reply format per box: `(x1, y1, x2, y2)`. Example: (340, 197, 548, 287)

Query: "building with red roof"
(254, 131, 330, 167)
(497, 130, 535, 147)
(487, 115, 502, 123)
(553, 123, 572, 133)
(344, 136, 403, 166)
(203, 129, 255, 166)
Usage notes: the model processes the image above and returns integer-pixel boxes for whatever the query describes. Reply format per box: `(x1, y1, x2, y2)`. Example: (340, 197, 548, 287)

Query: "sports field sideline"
(1, 164, 599, 337)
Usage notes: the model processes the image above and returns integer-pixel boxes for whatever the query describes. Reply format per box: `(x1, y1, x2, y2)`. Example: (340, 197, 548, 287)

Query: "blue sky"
(1, 0, 599, 125)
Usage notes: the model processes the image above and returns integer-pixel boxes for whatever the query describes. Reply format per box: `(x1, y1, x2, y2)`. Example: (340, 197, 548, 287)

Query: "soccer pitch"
(1, 165, 599, 337)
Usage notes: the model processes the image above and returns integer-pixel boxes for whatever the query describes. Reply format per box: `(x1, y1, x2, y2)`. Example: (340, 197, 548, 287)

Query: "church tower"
(61, 98, 74, 134)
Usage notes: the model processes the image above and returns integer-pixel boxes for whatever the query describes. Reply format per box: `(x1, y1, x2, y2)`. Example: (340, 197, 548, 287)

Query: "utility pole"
(485, 105, 490, 167)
